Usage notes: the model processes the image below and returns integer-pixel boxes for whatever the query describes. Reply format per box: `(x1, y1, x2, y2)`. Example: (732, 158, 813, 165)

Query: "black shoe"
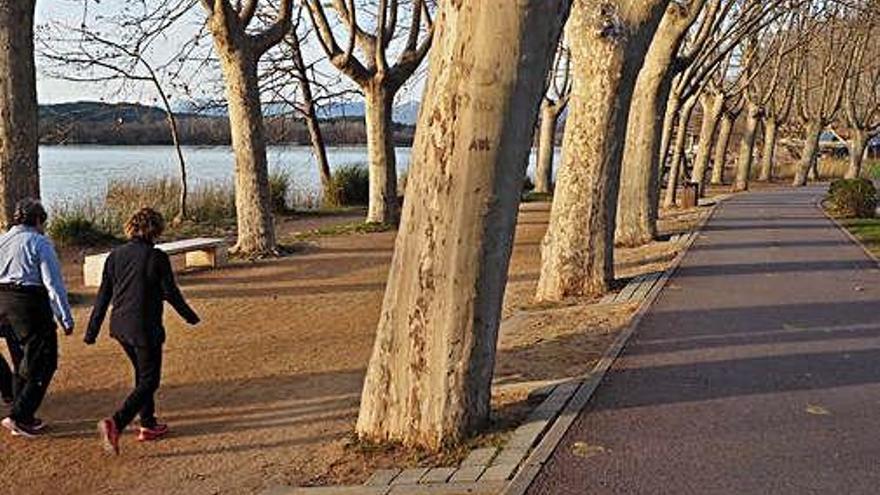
(21, 417, 46, 431)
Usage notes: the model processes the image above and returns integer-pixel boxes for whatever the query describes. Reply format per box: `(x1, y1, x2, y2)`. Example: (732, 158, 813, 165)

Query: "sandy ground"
(0, 202, 711, 495)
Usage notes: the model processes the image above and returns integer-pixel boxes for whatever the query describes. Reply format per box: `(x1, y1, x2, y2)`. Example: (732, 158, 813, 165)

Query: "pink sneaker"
(98, 418, 120, 455)
(137, 423, 169, 442)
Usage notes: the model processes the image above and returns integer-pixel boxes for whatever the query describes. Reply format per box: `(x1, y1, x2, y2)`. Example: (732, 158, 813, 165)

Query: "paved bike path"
(528, 187, 880, 494)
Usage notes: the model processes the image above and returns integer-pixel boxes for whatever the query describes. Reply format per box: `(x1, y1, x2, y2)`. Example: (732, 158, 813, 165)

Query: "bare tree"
(842, 17, 880, 179)
(615, 0, 715, 247)
(535, 0, 671, 302)
(534, 42, 571, 195)
(732, 12, 801, 190)
(39, 1, 195, 222)
(661, 0, 795, 205)
(305, 0, 435, 225)
(357, 0, 570, 449)
(198, 0, 293, 255)
(710, 96, 743, 185)
(757, 45, 797, 182)
(791, 2, 856, 187)
(260, 7, 357, 206)
(0, 0, 39, 227)
(691, 79, 726, 187)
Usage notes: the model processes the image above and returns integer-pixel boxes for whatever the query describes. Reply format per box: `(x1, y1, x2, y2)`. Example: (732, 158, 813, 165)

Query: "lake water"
(40, 145, 553, 208)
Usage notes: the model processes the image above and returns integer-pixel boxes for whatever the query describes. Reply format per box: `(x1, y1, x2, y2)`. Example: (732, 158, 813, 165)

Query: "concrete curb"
(500, 196, 728, 495)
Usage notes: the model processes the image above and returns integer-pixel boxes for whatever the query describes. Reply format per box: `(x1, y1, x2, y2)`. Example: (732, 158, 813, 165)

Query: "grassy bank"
(48, 165, 371, 247)
(840, 218, 880, 258)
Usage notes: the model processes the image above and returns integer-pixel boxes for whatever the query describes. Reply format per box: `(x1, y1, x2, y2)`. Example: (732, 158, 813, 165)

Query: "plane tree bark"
(200, 0, 294, 255)
(536, 0, 670, 302)
(356, 0, 571, 450)
(615, 0, 713, 246)
(0, 0, 39, 227)
(535, 43, 571, 195)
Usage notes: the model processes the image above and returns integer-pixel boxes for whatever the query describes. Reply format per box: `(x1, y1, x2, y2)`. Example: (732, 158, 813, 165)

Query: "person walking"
(0, 199, 75, 437)
(85, 207, 199, 455)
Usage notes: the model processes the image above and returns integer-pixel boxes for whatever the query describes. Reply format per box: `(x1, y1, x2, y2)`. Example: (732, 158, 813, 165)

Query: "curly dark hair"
(13, 199, 48, 227)
(124, 207, 165, 242)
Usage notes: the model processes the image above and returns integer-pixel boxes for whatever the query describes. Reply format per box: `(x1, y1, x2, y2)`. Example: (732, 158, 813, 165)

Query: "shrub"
(328, 164, 370, 206)
(48, 201, 118, 247)
(186, 182, 236, 225)
(268, 170, 291, 213)
(105, 177, 180, 225)
(868, 160, 880, 181)
(104, 177, 239, 226)
(826, 178, 878, 218)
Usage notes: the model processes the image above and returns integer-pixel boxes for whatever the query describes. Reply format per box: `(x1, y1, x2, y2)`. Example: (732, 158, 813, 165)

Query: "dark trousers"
(113, 342, 162, 430)
(0, 329, 24, 400)
(10, 331, 57, 422)
(0, 288, 58, 423)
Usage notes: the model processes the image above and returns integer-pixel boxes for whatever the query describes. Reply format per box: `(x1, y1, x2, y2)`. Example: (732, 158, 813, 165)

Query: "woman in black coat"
(85, 207, 200, 454)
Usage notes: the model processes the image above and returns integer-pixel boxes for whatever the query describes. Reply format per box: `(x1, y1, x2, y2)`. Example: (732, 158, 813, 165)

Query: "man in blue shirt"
(0, 199, 74, 437)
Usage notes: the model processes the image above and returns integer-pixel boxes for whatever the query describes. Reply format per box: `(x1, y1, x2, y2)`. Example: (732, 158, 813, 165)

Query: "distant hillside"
(38, 101, 415, 146)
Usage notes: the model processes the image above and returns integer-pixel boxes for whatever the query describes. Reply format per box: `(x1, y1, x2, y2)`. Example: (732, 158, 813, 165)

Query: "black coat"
(86, 239, 199, 347)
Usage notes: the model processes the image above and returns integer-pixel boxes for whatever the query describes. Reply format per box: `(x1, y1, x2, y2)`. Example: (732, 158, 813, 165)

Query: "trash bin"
(681, 182, 699, 208)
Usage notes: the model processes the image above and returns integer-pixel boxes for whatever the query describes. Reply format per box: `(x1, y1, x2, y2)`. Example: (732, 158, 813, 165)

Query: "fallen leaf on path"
(571, 441, 608, 459)
(806, 405, 831, 416)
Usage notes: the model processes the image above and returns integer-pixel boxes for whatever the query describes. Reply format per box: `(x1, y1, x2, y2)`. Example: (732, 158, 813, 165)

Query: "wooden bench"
(83, 237, 228, 287)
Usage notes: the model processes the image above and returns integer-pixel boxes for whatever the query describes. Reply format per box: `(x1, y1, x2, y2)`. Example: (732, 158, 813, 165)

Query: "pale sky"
(34, 1, 426, 107)
(35, 1, 209, 104)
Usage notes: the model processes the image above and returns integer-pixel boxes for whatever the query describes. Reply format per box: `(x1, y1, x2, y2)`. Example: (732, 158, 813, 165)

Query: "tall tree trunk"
(0, 0, 39, 227)
(356, 0, 569, 450)
(710, 112, 734, 185)
(304, 102, 333, 203)
(166, 110, 188, 223)
(663, 94, 696, 208)
(534, 100, 561, 194)
(691, 91, 724, 192)
(733, 102, 760, 192)
(536, 0, 670, 302)
(293, 44, 333, 204)
(364, 83, 400, 224)
(615, 64, 675, 247)
(757, 117, 778, 182)
(658, 91, 680, 181)
(793, 120, 822, 187)
(213, 30, 276, 255)
(616, 1, 703, 247)
(845, 128, 867, 179)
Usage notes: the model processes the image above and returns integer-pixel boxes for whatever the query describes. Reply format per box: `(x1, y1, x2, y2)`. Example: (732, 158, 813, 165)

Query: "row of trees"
(356, 0, 880, 449)
(0, 0, 877, 449)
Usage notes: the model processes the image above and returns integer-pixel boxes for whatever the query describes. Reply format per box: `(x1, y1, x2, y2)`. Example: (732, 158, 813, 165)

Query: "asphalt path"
(528, 186, 880, 494)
